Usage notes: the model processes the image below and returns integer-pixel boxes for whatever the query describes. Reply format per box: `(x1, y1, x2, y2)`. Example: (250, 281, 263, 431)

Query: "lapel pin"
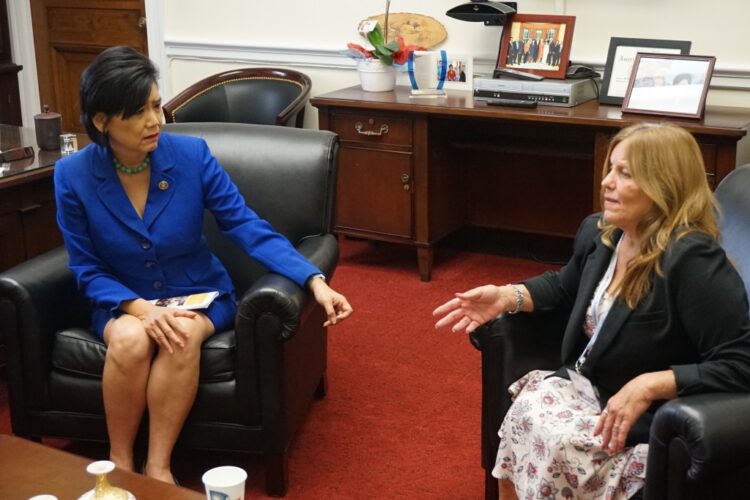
(158, 180, 169, 191)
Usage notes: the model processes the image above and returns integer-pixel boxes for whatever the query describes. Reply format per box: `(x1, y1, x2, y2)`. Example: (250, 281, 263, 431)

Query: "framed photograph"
(443, 53, 473, 91)
(407, 51, 473, 93)
(496, 14, 576, 80)
(622, 53, 715, 119)
(600, 37, 691, 105)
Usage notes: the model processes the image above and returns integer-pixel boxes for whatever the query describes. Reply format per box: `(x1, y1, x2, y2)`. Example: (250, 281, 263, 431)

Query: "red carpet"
(0, 237, 551, 499)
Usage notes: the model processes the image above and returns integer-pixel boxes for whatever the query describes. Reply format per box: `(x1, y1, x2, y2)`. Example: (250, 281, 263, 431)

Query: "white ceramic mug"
(202, 466, 247, 500)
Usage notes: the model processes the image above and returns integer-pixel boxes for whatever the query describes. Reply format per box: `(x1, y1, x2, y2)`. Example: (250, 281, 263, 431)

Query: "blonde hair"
(599, 122, 718, 308)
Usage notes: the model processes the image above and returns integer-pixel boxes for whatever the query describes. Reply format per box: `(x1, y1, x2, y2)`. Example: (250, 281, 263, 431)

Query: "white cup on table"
(202, 466, 247, 500)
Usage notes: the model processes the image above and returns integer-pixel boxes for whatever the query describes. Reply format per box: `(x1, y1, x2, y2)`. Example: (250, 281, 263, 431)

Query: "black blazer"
(524, 214, 750, 443)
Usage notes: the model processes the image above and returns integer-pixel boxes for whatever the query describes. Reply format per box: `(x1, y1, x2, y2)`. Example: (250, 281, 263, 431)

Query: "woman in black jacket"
(433, 122, 750, 499)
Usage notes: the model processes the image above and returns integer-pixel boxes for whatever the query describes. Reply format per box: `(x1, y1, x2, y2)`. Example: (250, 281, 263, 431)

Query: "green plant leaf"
(367, 24, 384, 47)
(384, 40, 399, 52)
(374, 52, 393, 65)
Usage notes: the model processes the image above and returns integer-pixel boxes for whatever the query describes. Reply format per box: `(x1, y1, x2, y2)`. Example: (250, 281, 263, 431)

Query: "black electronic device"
(446, 1, 517, 26)
(493, 67, 544, 81)
(0, 146, 34, 163)
(566, 64, 601, 79)
(483, 98, 538, 108)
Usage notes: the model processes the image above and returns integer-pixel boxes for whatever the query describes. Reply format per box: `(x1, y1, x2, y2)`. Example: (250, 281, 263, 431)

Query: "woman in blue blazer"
(54, 46, 352, 485)
(433, 123, 750, 499)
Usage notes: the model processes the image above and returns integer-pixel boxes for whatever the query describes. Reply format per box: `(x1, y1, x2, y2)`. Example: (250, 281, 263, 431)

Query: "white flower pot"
(357, 59, 397, 92)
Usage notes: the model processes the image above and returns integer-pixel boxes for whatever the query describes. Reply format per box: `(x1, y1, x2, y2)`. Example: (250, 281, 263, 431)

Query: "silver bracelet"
(506, 284, 524, 314)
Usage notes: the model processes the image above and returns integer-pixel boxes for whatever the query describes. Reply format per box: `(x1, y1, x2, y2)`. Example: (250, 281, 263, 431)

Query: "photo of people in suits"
(495, 14, 576, 79)
(504, 22, 566, 71)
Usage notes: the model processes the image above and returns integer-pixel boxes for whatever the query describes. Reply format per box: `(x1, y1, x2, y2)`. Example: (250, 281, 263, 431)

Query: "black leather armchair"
(0, 122, 339, 497)
(470, 165, 750, 500)
(163, 68, 312, 128)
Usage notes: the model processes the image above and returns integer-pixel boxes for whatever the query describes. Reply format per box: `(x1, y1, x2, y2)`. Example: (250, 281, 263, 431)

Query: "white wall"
(9, 1, 750, 128)
(162, 0, 750, 126)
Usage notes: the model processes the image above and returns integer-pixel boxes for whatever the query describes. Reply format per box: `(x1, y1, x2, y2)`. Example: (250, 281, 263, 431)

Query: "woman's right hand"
(433, 285, 516, 334)
(137, 303, 197, 354)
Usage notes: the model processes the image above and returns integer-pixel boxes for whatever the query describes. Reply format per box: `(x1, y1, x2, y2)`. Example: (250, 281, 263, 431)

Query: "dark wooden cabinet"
(0, 0, 22, 126)
(0, 127, 64, 270)
(331, 110, 414, 240)
(0, 62, 22, 126)
(312, 86, 750, 281)
(0, 211, 25, 270)
(0, 125, 69, 366)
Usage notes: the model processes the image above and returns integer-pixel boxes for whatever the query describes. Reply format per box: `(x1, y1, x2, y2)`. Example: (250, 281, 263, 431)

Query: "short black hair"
(79, 46, 159, 146)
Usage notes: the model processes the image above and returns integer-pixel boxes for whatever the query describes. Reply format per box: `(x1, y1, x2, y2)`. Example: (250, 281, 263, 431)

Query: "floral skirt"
(491, 370, 648, 500)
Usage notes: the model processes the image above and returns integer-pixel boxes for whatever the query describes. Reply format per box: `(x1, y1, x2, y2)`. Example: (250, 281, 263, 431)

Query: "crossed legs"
(103, 313, 214, 483)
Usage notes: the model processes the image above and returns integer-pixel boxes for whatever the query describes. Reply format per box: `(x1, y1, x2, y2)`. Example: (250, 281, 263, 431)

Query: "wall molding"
(164, 37, 750, 93)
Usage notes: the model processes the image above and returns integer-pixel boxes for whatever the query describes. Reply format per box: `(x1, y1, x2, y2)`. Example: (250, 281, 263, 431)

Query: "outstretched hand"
(433, 285, 509, 334)
(309, 277, 353, 326)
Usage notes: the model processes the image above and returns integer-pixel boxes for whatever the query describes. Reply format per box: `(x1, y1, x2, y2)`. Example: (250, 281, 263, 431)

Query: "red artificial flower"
(391, 37, 427, 65)
(347, 43, 373, 59)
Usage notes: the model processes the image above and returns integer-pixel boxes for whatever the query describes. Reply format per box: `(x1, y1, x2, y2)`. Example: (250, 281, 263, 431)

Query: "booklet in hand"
(149, 291, 219, 310)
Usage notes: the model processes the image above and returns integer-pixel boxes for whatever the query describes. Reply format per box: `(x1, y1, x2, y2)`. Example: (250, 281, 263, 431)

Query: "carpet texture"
(0, 237, 551, 499)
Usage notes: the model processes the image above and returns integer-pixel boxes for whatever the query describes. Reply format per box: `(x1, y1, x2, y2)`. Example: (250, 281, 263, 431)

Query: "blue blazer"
(54, 132, 321, 334)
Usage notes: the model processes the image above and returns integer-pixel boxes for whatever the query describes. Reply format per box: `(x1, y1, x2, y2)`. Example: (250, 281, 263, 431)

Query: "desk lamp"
(446, 0, 516, 26)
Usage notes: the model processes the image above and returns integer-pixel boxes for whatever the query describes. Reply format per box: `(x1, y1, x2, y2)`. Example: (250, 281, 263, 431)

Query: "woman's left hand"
(309, 276, 353, 326)
(594, 370, 677, 454)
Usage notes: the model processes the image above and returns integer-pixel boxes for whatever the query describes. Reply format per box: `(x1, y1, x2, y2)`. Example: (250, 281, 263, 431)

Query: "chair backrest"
(715, 164, 750, 305)
(163, 68, 311, 128)
(162, 122, 338, 295)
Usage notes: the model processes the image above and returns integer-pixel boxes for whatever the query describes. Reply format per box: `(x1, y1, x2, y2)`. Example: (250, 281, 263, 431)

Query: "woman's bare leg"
(102, 315, 155, 472)
(500, 479, 519, 500)
(144, 313, 214, 483)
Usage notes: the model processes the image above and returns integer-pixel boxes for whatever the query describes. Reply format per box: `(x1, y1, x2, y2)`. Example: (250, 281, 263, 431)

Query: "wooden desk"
(0, 125, 85, 366)
(312, 86, 750, 280)
(0, 434, 204, 500)
(0, 125, 70, 272)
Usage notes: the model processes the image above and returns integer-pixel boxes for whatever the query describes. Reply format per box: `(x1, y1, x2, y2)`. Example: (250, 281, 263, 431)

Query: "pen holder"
(34, 105, 62, 150)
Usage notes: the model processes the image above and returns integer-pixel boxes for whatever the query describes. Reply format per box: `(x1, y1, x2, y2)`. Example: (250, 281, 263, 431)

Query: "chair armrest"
(645, 393, 750, 499)
(276, 85, 311, 128)
(470, 311, 566, 470)
(296, 234, 339, 280)
(0, 247, 91, 419)
(0, 247, 90, 353)
(235, 233, 338, 342)
(236, 273, 311, 342)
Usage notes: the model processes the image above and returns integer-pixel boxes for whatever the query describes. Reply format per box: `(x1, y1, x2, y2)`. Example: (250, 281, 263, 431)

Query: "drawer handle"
(355, 122, 389, 136)
(19, 203, 41, 214)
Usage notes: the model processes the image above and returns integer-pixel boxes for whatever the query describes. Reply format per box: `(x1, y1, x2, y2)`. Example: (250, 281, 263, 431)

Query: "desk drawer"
(0, 188, 20, 215)
(331, 112, 412, 147)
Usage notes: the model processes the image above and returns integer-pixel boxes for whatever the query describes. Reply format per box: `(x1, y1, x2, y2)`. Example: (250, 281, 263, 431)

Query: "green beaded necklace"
(113, 154, 150, 174)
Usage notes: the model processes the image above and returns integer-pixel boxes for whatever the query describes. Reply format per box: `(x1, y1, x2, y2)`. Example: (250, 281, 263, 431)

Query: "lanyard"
(575, 239, 620, 373)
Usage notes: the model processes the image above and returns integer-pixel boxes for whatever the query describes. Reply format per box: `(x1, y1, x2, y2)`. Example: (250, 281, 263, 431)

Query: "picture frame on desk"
(599, 37, 691, 105)
(495, 14, 576, 80)
(407, 51, 473, 94)
(443, 53, 473, 91)
(622, 53, 715, 120)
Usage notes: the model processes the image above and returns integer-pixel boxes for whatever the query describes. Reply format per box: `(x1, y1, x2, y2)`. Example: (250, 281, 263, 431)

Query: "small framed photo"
(622, 53, 715, 119)
(443, 53, 473, 91)
(407, 51, 473, 94)
(600, 37, 691, 105)
(495, 14, 576, 80)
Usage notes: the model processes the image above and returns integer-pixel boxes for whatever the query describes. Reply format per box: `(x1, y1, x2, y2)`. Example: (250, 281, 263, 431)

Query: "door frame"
(7, 0, 165, 128)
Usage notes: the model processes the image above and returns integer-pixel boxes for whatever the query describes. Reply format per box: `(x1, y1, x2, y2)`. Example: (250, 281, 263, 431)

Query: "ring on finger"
(601, 409, 609, 415)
